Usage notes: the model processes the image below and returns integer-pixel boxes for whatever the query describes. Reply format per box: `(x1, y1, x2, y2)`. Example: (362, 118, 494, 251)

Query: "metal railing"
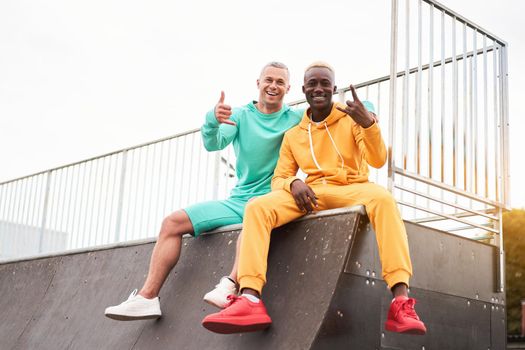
(387, 0, 509, 291)
(0, 130, 237, 260)
(0, 0, 509, 276)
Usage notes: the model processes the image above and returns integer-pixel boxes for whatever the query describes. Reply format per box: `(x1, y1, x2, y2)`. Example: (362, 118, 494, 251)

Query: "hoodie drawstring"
(307, 123, 323, 170)
(307, 121, 345, 171)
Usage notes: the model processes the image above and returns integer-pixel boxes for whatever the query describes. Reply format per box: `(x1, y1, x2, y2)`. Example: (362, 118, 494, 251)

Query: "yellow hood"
(298, 103, 348, 130)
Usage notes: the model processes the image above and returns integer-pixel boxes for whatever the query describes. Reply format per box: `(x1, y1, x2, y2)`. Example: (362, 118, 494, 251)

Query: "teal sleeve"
(201, 109, 238, 151)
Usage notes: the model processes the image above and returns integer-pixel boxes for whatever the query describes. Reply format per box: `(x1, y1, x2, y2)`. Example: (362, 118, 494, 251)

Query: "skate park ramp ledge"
(0, 206, 506, 350)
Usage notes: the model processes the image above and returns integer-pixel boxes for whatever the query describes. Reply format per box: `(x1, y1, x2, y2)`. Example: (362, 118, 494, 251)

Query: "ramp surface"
(0, 207, 506, 349)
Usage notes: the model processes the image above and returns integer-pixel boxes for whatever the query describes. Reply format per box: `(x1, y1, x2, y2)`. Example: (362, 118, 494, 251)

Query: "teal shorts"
(183, 197, 248, 237)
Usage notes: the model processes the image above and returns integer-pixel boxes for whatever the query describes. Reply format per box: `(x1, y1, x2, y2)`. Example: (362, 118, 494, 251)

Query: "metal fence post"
(212, 152, 221, 200)
(496, 43, 510, 293)
(387, 0, 399, 193)
(501, 44, 511, 208)
(497, 207, 505, 293)
(38, 171, 52, 253)
(114, 150, 128, 243)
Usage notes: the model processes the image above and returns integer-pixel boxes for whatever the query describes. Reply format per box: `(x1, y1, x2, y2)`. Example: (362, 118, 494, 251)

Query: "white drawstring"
(308, 123, 323, 170)
(307, 119, 345, 171)
(324, 122, 345, 169)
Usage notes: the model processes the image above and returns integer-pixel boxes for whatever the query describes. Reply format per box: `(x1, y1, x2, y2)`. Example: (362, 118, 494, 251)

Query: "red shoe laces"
(400, 298, 419, 320)
(225, 294, 239, 308)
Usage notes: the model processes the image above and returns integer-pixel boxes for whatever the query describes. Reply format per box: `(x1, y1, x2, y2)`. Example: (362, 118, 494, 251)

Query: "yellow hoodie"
(272, 102, 387, 191)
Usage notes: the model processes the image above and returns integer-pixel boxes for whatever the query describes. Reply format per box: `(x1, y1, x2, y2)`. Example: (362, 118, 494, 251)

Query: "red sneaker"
(385, 296, 427, 335)
(202, 295, 272, 334)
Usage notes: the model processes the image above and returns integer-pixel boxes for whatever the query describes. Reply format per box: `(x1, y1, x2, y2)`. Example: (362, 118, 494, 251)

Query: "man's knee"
(368, 185, 397, 208)
(245, 196, 270, 214)
(245, 193, 283, 219)
(159, 210, 191, 238)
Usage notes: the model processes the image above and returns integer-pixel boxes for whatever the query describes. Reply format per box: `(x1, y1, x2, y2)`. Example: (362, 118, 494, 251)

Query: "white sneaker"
(203, 277, 238, 308)
(105, 289, 162, 321)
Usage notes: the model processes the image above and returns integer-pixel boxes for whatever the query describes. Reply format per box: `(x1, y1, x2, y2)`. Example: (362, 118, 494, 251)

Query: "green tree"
(504, 208, 525, 334)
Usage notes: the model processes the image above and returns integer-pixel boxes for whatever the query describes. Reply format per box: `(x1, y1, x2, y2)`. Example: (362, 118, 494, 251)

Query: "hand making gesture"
(214, 91, 236, 126)
(336, 85, 377, 128)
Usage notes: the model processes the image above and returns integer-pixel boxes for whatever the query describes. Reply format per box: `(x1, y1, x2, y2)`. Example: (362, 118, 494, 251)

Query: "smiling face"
(256, 66, 290, 112)
(302, 66, 336, 114)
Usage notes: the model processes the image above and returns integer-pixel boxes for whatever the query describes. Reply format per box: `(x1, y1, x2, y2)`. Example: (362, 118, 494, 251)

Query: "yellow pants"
(237, 182, 413, 294)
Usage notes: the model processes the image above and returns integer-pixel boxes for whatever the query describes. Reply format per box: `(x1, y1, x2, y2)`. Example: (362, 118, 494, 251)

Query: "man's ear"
(333, 86, 337, 93)
(257, 79, 260, 89)
(286, 84, 291, 94)
(302, 85, 306, 93)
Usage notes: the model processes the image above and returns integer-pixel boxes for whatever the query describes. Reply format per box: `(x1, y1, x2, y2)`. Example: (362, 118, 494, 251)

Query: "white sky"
(1, 0, 524, 208)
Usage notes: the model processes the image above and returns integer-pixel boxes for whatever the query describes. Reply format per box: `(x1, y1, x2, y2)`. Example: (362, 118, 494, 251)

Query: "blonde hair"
(305, 61, 335, 74)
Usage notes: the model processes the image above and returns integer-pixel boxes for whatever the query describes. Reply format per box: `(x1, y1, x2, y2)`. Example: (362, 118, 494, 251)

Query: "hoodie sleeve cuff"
(361, 120, 380, 133)
(204, 109, 220, 129)
(284, 177, 300, 193)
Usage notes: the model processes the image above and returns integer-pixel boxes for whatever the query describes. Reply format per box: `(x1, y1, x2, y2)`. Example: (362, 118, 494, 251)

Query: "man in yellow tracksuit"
(202, 62, 427, 335)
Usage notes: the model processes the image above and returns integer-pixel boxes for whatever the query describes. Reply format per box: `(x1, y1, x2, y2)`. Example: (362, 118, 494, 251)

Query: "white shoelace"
(128, 289, 138, 300)
(307, 121, 345, 171)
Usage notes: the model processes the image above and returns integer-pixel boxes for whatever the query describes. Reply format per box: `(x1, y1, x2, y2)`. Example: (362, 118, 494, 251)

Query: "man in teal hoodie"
(104, 62, 304, 320)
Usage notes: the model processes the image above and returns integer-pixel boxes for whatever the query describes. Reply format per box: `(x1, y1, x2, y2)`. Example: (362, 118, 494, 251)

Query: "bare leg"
(139, 210, 194, 299)
(241, 288, 260, 298)
(227, 233, 242, 283)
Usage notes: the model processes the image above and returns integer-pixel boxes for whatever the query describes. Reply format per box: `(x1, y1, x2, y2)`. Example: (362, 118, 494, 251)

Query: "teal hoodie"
(201, 102, 303, 200)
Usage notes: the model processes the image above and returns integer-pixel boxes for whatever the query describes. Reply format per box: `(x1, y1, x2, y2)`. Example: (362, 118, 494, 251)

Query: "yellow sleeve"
(352, 121, 387, 169)
(271, 133, 300, 192)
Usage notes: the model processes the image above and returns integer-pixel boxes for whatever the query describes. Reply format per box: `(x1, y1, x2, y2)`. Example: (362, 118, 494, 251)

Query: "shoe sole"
(202, 320, 271, 334)
(385, 321, 426, 335)
(105, 313, 161, 321)
(202, 314, 272, 334)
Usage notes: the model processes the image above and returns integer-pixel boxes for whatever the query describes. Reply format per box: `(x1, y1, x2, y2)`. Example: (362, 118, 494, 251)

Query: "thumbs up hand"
(214, 91, 236, 126)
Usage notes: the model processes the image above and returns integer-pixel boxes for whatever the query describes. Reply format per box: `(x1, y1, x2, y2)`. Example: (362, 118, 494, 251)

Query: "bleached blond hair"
(304, 61, 335, 74)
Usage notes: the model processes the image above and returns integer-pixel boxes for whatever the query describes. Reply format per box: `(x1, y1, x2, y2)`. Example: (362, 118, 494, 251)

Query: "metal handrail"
(0, 128, 201, 186)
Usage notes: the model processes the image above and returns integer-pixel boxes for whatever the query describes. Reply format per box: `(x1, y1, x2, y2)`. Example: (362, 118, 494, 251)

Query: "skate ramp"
(0, 206, 506, 349)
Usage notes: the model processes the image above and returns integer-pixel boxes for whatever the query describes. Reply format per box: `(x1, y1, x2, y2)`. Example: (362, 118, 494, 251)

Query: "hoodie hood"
(299, 102, 347, 129)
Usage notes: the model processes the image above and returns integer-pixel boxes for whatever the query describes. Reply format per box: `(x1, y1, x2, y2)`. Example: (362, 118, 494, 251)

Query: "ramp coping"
(0, 205, 366, 265)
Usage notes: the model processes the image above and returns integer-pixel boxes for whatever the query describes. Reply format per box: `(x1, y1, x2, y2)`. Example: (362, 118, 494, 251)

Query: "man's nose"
(313, 83, 323, 93)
